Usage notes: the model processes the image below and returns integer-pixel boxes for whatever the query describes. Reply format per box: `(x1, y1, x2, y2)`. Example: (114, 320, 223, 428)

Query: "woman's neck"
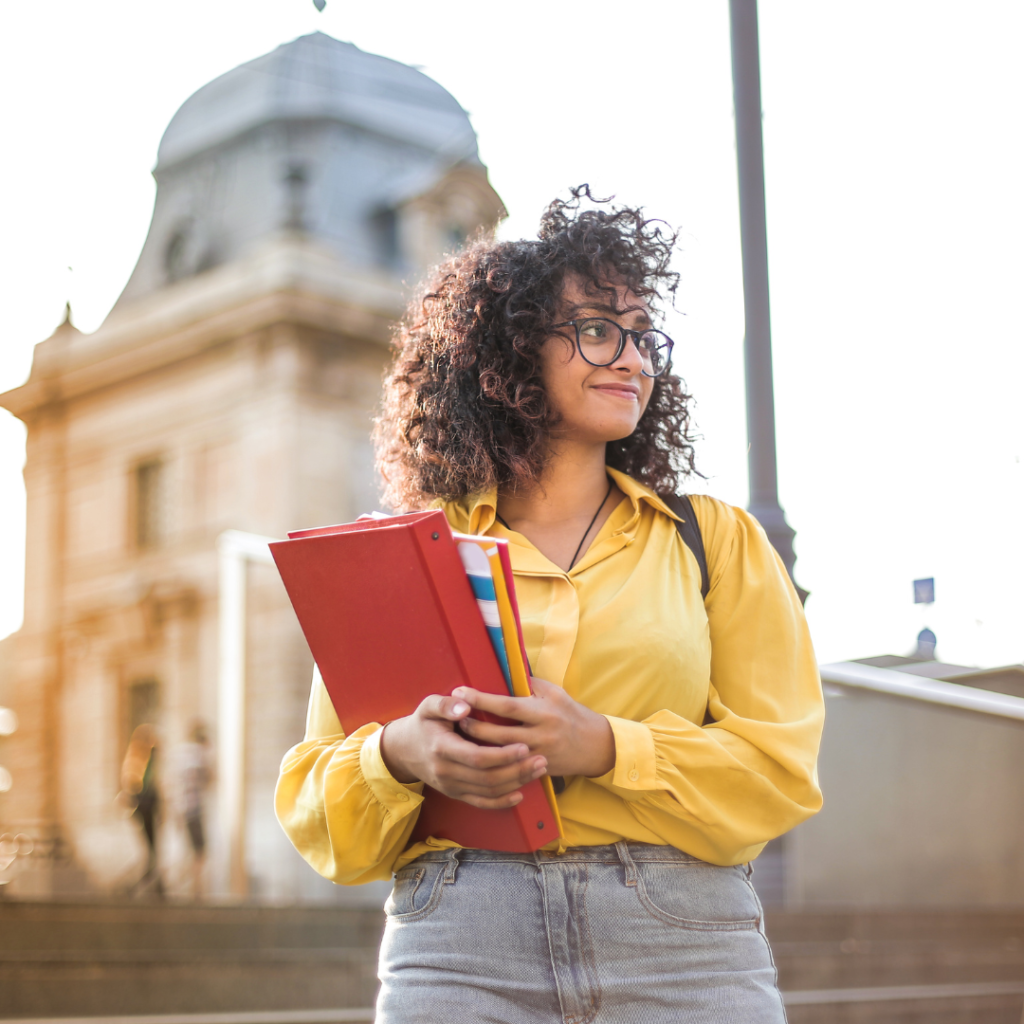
(496, 442, 622, 571)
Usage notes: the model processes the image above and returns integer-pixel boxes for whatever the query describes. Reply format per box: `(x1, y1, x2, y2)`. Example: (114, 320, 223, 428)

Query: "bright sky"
(1, 0, 1021, 667)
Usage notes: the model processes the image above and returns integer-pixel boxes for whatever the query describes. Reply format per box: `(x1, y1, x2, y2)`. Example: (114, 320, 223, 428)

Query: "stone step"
(765, 909, 1024, 992)
(764, 909, 1024, 945)
(782, 981, 1024, 1024)
(0, 1013, 374, 1024)
(0, 953, 378, 1019)
(0, 901, 384, 953)
(773, 939, 1024, 990)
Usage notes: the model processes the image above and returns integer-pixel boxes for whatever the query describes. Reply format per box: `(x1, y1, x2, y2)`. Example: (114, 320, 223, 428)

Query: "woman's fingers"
(457, 791, 525, 810)
(528, 677, 558, 698)
(440, 755, 547, 793)
(417, 692, 472, 722)
(451, 686, 539, 723)
(458, 717, 535, 747)
(437, 731, 531, 769)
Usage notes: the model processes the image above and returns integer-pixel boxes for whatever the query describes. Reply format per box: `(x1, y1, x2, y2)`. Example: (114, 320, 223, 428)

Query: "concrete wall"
(787, 687, 1024, 907)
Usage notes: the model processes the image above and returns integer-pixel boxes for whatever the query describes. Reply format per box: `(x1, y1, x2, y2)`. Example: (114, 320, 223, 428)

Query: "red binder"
(269, 509, 560, 853)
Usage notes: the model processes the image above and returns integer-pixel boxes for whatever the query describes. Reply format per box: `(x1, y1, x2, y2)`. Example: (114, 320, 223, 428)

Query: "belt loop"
(443, 846, 460, 884)
(615, 840, 638, 887)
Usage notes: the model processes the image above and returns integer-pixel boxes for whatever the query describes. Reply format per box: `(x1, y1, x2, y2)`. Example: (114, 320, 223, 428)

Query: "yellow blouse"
(275, 469, 824, 884)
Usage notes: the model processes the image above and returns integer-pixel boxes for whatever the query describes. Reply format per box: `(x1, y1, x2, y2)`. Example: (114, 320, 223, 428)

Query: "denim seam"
(741, 865, 790, 1023)
(566, 862, 601, 1024)
(632, 863, 761, 932)
(384, 863, 447, 923)
(537, 861, 563, 1021)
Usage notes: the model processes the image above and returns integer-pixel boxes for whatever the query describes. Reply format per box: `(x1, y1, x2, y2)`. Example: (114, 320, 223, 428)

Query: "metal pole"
(729, 0, 807, 603)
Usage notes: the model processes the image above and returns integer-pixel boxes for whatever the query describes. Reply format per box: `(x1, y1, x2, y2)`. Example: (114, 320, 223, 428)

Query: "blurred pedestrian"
(168, 721, 212, 899)
(120, 723, 162, 896)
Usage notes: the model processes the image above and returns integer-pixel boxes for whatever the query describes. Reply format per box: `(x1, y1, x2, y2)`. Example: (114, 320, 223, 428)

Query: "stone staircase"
(0, 900, 380, 1021)
(768, 908, 1024, 1023)
(1, 899, 1023, 1022)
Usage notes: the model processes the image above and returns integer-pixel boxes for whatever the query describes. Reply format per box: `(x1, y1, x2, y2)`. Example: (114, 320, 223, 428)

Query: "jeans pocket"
(632, 860, 761, 931)
(385, 860, 447, 922)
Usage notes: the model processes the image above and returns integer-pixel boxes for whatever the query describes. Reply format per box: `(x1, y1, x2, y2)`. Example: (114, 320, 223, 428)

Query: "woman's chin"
(568, 422, 641, 446)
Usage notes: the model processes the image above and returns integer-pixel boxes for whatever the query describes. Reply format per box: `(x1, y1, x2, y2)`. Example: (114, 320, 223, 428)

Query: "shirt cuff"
(358, 726, 425, 816)
(590, 716, 658, 796)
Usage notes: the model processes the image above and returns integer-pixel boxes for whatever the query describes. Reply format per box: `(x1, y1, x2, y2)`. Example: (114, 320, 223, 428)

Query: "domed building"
(0, 32, 504, 902)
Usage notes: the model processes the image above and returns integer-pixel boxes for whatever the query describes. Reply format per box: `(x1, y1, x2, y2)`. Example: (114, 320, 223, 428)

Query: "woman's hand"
(379, 693, 549, 809)
(454, 678, 616, 779)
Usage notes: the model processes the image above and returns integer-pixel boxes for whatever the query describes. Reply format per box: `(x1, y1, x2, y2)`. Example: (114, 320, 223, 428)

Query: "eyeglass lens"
(576, 319, 672, 375)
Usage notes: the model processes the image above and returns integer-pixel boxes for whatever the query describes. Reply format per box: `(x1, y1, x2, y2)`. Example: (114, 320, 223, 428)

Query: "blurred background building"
(0, 31, 503, 902)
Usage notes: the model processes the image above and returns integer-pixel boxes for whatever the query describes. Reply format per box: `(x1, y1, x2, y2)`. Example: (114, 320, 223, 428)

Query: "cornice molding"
(0, 235, 405, 422)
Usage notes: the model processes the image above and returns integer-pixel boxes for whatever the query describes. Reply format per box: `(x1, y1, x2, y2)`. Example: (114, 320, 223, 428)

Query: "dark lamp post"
(729, 0, 808, 604)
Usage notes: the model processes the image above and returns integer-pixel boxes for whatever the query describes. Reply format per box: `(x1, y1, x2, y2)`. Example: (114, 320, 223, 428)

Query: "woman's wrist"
(578, 711, 616, 778)
(379, 719, 419, 784)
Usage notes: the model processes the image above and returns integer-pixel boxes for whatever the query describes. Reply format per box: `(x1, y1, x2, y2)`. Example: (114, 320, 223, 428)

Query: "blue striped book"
(456, 541, 514, 695)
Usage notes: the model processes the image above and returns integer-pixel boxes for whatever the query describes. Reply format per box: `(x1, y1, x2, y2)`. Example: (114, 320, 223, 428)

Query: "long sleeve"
(590, 497, 824, 865)
(274, 667, 426, 884)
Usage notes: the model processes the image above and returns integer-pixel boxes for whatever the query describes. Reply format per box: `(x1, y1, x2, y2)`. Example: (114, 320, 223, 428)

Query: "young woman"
(276, 188, 824, 1023)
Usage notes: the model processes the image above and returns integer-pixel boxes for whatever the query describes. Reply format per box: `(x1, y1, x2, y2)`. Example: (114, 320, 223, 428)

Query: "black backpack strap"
(662, 493, 710, 601)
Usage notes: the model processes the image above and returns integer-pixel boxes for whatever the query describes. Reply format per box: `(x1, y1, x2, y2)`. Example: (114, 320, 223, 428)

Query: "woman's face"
(539, 275, 656, 446)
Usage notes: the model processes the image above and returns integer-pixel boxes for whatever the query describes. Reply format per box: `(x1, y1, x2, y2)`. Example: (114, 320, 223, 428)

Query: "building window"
(134, 459, 165, 549)
(444, 223, 466, 253)
(371, 207, 399, 267)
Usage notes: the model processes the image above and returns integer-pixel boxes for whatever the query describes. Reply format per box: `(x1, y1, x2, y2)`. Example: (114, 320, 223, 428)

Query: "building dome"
(112, 32, 501, 313)
(156, 33, 478, 171)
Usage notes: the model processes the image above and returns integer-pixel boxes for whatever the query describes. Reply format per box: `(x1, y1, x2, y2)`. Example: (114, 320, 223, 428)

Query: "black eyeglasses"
(552, 318, 674, 377)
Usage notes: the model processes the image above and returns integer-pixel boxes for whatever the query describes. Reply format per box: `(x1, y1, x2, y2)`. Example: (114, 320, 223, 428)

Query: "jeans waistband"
(408, 841, 709, 868)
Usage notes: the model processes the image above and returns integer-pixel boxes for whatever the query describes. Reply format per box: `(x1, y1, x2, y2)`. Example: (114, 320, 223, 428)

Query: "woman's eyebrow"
(571, 303, 652, 325)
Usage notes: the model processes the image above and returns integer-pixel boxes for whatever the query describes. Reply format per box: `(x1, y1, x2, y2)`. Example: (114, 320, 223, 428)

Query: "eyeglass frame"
(551, 318, 675, 377)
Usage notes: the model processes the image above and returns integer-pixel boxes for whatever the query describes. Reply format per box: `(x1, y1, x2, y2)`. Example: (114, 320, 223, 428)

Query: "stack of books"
(270, 509, 562, 852)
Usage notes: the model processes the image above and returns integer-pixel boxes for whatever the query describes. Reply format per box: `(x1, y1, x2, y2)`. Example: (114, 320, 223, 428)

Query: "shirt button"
(396, 791, 409, 801)
(628, 769, 639, 782)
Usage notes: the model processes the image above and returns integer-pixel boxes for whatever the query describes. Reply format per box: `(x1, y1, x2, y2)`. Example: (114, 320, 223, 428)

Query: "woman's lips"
(591, 384, 640, 401)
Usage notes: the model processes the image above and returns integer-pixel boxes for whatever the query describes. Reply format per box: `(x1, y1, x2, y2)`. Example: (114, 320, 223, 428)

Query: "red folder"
(269, 509, 560, 853)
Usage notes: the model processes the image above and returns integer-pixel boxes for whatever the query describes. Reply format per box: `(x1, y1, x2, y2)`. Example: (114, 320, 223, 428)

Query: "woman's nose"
(611, 334, 645, 373)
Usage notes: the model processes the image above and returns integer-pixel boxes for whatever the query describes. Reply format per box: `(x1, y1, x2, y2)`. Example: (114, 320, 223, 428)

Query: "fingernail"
(452, 702, 469, 715)
(509, 792, 523, 805)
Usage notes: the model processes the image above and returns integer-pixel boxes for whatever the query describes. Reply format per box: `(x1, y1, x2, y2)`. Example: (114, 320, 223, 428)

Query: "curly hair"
(374, 186, 699, 510)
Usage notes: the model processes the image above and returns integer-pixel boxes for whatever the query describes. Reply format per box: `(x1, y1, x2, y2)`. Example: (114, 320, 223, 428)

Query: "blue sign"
(913, 578, 935, 604)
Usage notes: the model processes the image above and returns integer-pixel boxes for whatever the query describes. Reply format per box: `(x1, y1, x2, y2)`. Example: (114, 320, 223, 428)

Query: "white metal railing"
(819, 661, 1024, 723)
(217, 530, 279, 899)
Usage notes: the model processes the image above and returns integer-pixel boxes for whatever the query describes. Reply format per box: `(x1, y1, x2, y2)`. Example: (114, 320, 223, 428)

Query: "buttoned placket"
(456, 472, 683, 692)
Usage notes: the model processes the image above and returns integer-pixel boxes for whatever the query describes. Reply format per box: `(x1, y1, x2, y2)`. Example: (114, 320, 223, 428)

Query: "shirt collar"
(604, 467, 682, 526)
(441, 467, 682, 540)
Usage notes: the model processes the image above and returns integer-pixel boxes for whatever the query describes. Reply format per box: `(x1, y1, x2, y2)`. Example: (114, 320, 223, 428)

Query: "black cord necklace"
(495, 478, 614, 572)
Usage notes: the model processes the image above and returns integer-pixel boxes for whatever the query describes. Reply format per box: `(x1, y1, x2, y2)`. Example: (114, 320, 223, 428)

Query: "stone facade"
(0, 33, 503, 902)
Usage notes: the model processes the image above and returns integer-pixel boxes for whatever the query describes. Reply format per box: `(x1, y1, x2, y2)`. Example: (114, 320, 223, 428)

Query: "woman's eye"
(580, 321, 607, 338)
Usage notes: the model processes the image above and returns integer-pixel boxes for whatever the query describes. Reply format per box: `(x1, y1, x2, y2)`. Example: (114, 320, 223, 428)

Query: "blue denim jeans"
(377, 842, 787, 1024)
